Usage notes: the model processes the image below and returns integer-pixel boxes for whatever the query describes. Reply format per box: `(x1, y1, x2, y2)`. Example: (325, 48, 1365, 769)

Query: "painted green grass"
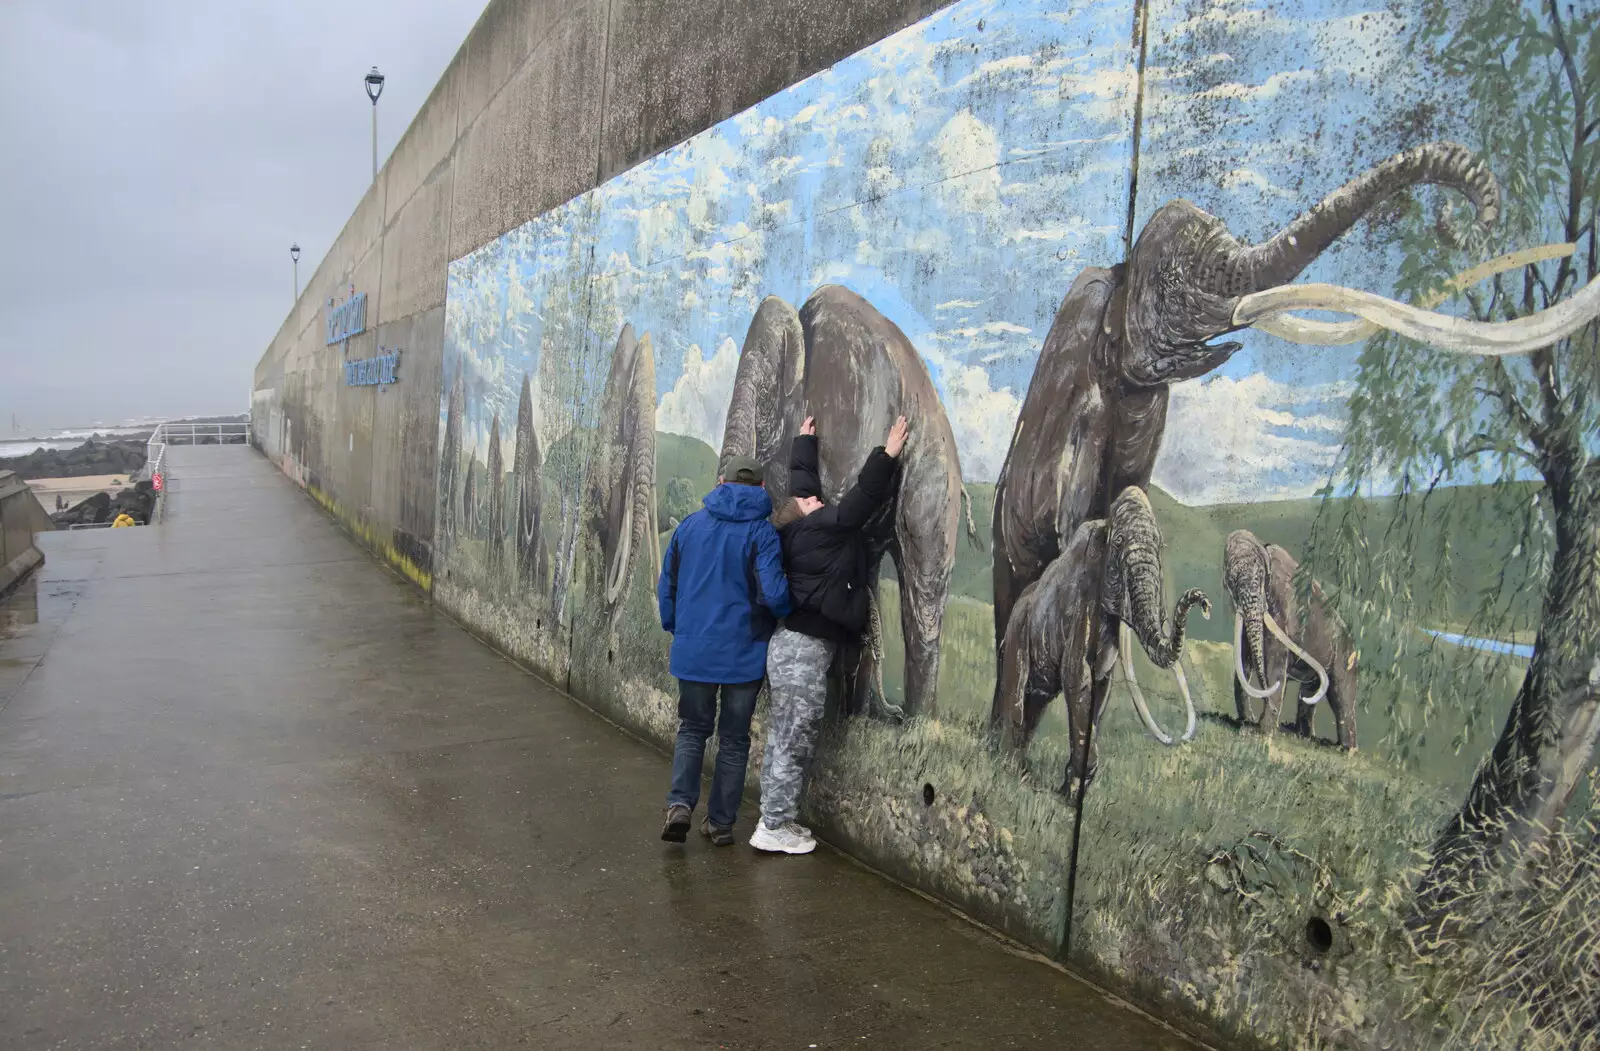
(437, 435, 1568, 1048)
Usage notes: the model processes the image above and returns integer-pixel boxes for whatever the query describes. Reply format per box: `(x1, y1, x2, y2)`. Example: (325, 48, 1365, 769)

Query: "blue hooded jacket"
(658, 483, 793, 683)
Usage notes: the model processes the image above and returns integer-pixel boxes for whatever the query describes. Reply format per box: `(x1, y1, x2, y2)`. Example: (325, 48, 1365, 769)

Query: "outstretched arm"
(814, 416, 909, 532)
(789, 417, 823, 500)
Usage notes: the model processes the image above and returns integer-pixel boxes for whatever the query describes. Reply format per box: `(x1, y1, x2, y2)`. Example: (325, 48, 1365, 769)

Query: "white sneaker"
(756, 817, 814, 839)
(750, 821, 817, 854)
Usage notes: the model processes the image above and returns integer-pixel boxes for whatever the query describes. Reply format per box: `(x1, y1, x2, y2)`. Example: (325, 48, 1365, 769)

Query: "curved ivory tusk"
(1236, 268, 1600, 357)
(1252, 244, 1576, 346)
(1263, 613, 1329, 706)
(1122, 622, 1176, 746)
(646, 480, 663, 577)
(1171, 658, 1198, 742)
(1234, 613, 1281, 699)
(604, 489, 634, 606)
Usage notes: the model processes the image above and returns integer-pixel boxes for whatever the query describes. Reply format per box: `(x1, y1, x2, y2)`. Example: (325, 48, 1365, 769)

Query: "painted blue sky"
(444, 0, 1532, 504)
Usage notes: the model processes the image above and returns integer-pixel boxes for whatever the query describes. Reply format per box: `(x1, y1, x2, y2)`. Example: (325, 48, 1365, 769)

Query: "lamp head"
(364, 66, 385, 103)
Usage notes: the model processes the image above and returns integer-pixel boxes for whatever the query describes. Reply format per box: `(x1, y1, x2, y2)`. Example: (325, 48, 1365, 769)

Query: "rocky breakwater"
(0, 439, 147, 481)
(50, 480, 158, 527)
(0, 441, 159, 527)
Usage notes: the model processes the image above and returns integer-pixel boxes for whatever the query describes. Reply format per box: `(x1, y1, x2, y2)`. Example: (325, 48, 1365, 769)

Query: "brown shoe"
(700, 817, 734, 847)
(661, 805, 691, 842)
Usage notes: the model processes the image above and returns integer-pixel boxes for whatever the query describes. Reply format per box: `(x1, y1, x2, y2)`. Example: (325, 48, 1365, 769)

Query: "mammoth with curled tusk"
(586, 323, 661, 635)
(1223, 530, 1357, 750)
(995, 486, 1210, 795)
(988, 140, 1600, 747)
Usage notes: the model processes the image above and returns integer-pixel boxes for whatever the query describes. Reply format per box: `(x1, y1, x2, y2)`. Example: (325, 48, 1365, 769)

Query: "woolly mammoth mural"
(586, 324, 660, 633)
(1224, 530, 1358, 750)
(995, 486, 1209, 792)
(719, 285, 979, 718)
(994, 146, 1495, 685)
(986, 141, 1600, 746)
(431, 1, 1600, 1046)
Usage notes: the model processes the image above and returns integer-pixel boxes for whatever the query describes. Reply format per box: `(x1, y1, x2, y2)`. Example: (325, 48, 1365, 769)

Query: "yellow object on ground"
(112, 514, 136, 528)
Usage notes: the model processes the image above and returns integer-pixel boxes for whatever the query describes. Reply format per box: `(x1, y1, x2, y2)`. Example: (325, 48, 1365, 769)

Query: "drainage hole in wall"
(1306, 916, 1333, 953)
(608, 649, 615, 665)
(535, 618, 541, 631)
(922, 783, 936, 806)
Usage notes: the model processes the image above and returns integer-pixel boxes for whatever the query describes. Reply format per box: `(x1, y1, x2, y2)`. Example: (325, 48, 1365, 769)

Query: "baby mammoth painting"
(994, 486, 1210, 794)
(1224, 530, 1358, 750)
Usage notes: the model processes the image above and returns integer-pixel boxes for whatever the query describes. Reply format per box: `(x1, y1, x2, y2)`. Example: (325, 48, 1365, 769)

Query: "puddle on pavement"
(0, 576, 84, 641)
(0, 577, 40, 638)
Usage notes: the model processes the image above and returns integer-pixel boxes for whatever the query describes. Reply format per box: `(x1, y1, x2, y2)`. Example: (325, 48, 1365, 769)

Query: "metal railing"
(138, 421, 251, 483)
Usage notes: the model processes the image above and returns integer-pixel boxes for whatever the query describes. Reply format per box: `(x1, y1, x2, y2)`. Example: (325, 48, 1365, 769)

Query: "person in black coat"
(749, 415, 909, 854)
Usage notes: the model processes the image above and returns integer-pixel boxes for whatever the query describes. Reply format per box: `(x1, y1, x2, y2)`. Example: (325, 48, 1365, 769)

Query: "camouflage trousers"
(760, 627, 836, 829)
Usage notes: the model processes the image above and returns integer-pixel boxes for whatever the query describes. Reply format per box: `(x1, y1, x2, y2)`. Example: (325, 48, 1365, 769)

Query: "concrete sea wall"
(0, 471, 52, 596)
(254, 1, 1600, 1047)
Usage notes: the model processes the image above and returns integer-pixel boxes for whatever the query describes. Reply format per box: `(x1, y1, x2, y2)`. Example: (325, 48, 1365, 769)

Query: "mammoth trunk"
(1124, 544, 1189, 669)
(719, 296, 805, 472)
(719, 361, 761, 467)
(1201, 142, 1500, 297)
(1232, 574, 1270, 690)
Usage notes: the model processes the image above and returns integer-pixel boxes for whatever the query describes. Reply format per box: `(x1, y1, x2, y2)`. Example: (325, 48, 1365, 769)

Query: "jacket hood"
(702, 483, 773, 522)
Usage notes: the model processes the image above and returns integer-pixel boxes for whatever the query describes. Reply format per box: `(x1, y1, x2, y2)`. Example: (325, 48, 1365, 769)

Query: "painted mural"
(435, 0, 1600, 1047)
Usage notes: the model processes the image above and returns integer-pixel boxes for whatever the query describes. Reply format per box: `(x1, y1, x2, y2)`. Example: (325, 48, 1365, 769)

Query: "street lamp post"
(290, 243, 301, 301)
(364, 66, 385, 182)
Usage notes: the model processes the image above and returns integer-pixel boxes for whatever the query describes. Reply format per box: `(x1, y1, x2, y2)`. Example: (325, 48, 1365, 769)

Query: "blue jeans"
(667, 678, 761, 828)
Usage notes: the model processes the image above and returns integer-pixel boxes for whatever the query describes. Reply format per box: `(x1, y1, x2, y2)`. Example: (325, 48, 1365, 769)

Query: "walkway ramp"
(0, 447, 1194, 1050)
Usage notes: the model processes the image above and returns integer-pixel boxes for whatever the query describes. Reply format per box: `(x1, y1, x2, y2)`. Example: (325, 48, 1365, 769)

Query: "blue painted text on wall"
(325, 292, 368, 346)
(346, 348, 399, 389)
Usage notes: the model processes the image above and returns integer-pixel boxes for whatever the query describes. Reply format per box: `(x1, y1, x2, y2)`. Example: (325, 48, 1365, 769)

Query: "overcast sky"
(0, 0, 487, 435)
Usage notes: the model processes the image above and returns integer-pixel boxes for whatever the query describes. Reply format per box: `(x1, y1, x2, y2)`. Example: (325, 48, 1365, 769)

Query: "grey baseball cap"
(721, 455, 764, 485)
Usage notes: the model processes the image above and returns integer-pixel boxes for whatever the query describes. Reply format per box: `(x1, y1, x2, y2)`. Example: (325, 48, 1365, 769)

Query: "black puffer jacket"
(777, 434, 898, 643)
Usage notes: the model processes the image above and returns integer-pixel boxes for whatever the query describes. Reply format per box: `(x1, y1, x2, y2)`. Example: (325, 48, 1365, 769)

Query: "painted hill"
(641, 431, 1532, 645)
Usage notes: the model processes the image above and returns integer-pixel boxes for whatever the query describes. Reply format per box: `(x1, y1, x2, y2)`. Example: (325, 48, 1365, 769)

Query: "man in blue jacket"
(657, 455, 792, 845)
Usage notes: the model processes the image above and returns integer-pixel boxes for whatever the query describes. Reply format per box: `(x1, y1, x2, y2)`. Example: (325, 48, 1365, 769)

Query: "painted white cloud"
(934, 110, 1003, 213)
(1151, 373, 1349, 504)
(1004, 217, 1121, 243)
(946, 320, 1033, 338)
(1190, 69, 1315, 104)
(938, 363, 1021, 483)
(656, 337, 741, 450)
(1049, 63, 1140, 125)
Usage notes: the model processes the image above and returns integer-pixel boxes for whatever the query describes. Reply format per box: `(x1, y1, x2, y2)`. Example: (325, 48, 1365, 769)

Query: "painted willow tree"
(513, 374, 548, 593)
(485, 413, 505, 577)
(439, 360, 465, 547)
(1303, 0, 1599, 928)
(461, 459, 478, 540)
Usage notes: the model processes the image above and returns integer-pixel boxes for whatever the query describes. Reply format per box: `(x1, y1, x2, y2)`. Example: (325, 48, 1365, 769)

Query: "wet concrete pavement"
(0, 447, 1199, 1050)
